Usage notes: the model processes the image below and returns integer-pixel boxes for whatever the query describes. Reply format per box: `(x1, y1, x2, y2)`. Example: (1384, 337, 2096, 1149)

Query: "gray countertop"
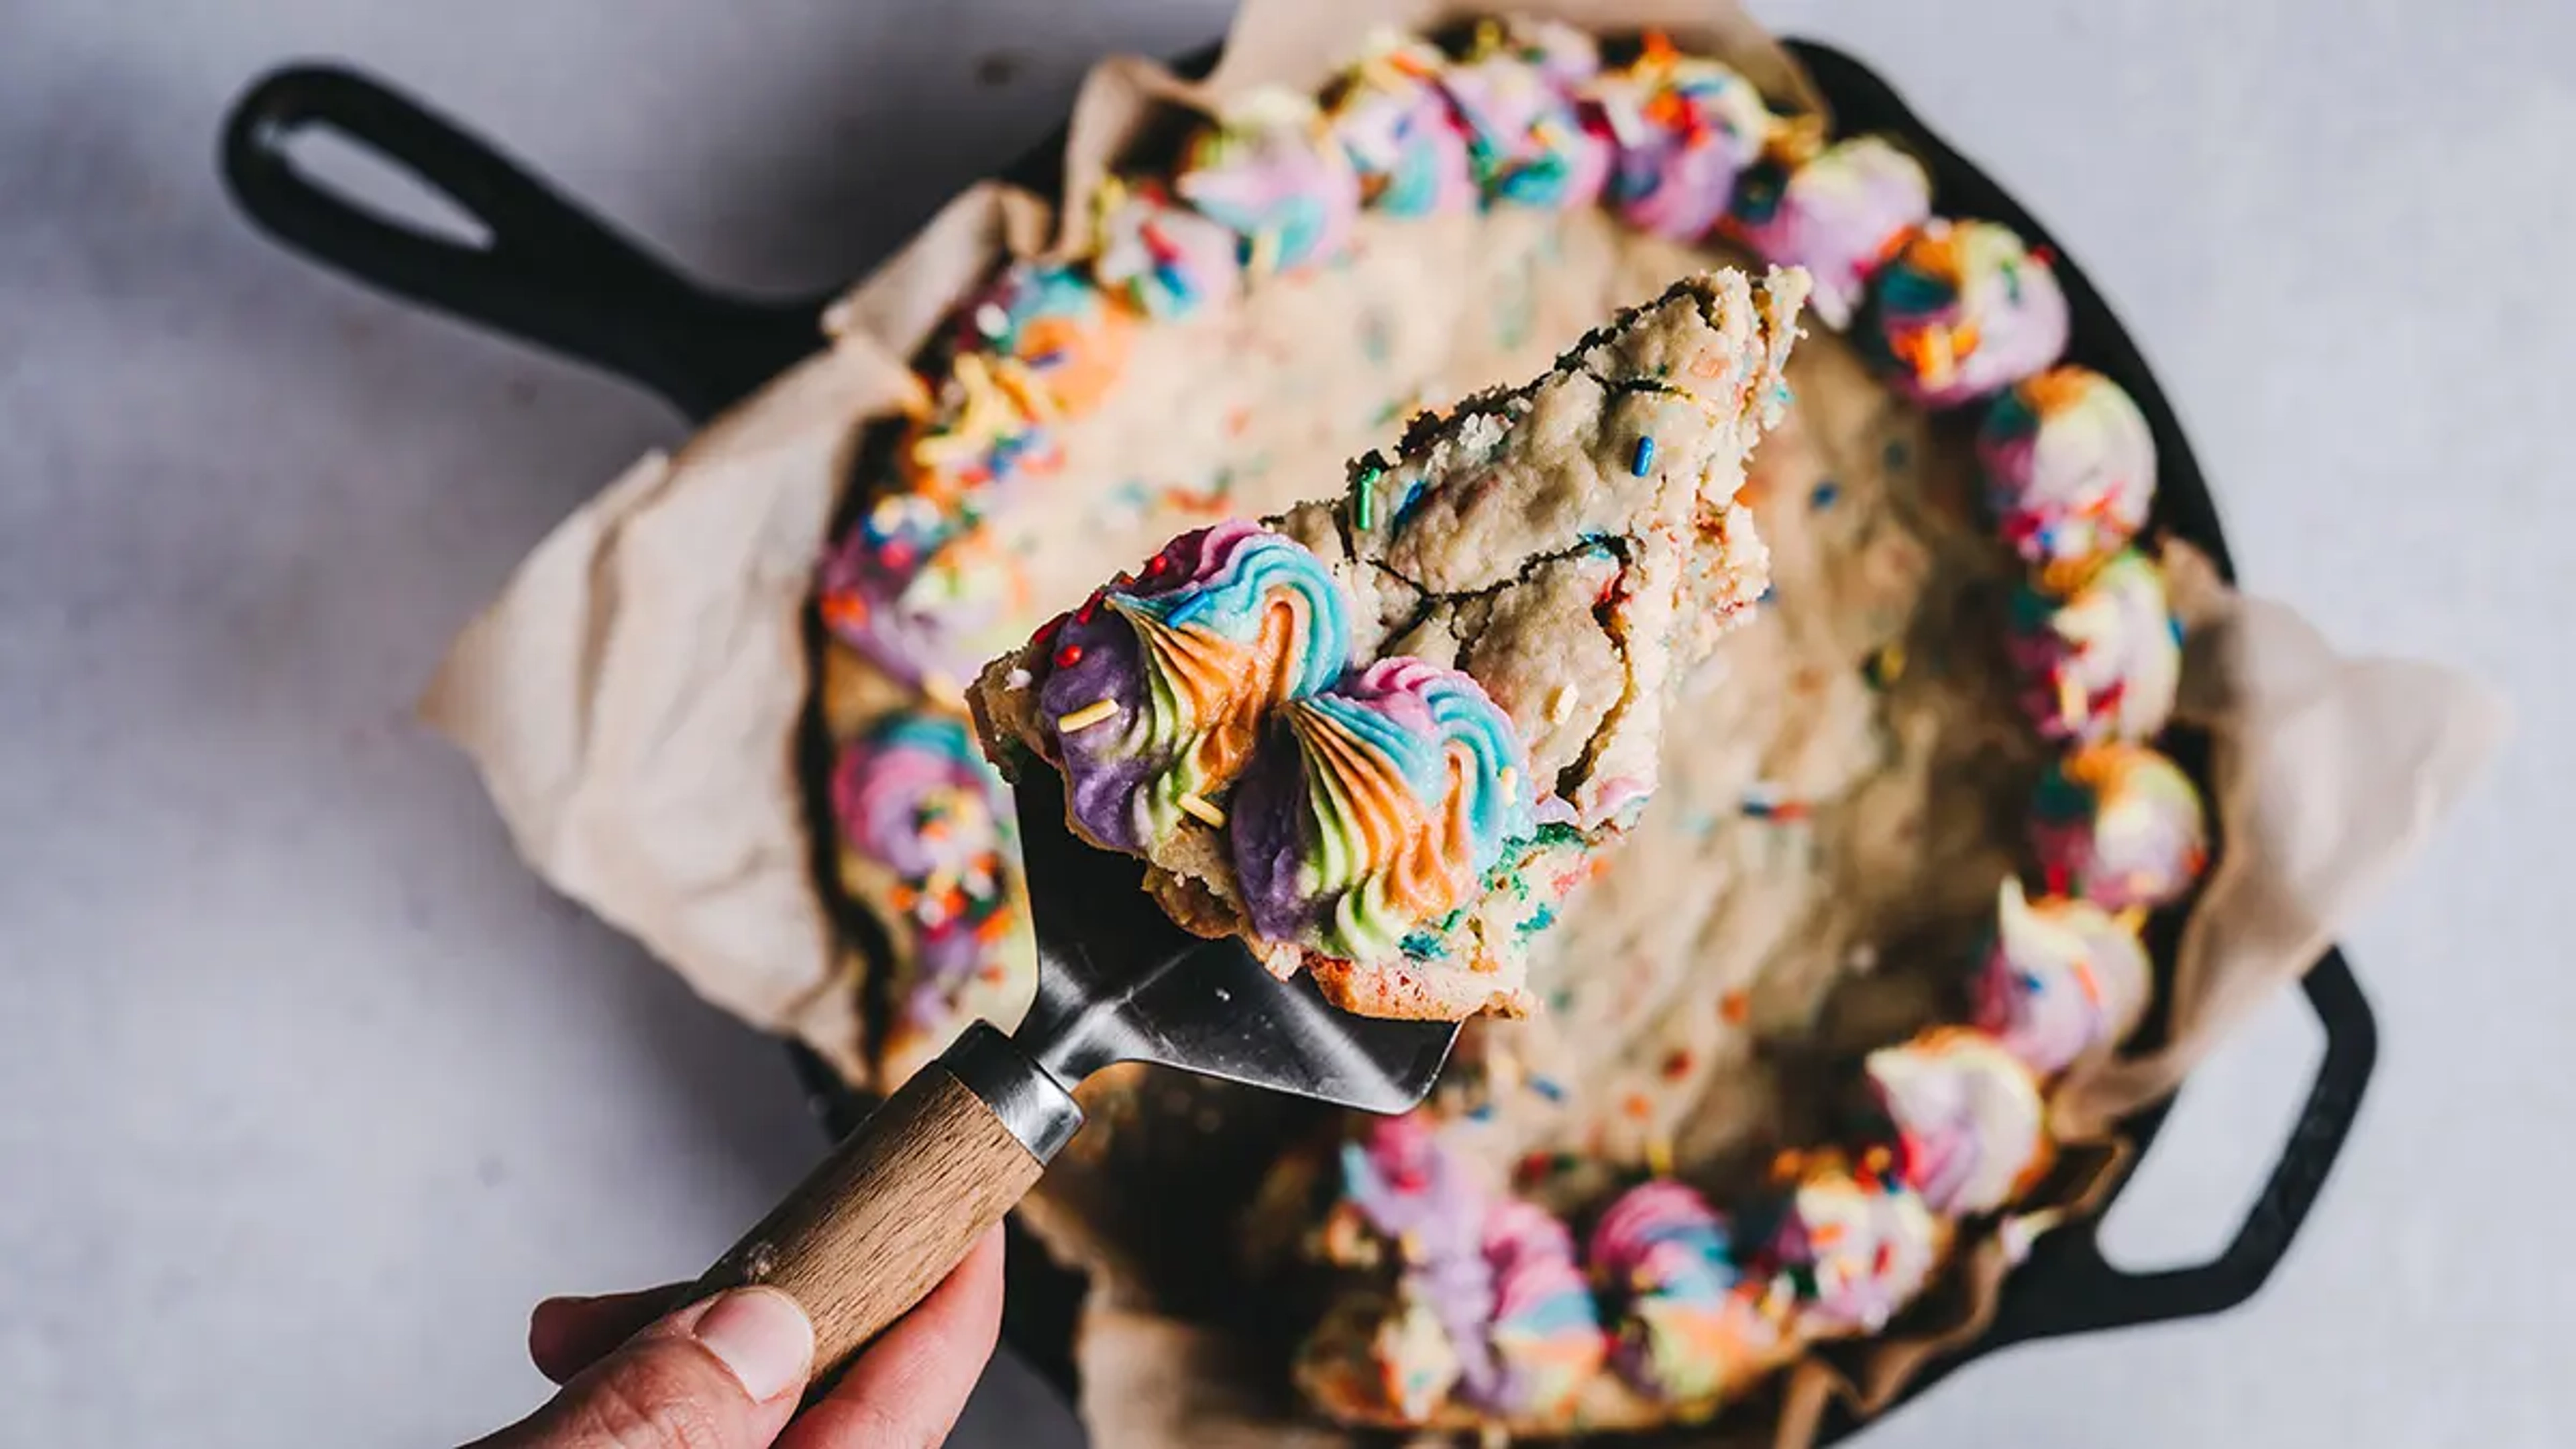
(3, 1, 2566, 1445)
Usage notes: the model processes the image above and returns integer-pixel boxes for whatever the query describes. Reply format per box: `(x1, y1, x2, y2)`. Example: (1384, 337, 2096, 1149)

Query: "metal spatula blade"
(696, 761, 1460, 1393)
(1009, 764, 1458, 1115)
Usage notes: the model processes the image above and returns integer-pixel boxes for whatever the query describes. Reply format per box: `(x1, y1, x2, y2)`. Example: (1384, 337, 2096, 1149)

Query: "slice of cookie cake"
(972, 266, 1808, 1019)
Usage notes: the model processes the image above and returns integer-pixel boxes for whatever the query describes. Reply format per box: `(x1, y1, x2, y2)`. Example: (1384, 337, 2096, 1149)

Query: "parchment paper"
(419, 0, 2508, 1443)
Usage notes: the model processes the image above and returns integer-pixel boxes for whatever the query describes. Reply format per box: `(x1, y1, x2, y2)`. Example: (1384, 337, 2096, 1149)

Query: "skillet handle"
(219, 63, 822, 421)
(1988, 951, 2377, 1345)
(698, 1024, 1083, 1387)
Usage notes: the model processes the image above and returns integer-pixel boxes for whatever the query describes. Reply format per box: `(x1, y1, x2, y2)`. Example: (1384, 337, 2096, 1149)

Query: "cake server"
(693, 763, 1458, 1383)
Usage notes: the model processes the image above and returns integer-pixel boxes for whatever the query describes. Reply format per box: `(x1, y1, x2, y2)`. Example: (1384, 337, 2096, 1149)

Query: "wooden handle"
(697, 1039, 1068, 1381)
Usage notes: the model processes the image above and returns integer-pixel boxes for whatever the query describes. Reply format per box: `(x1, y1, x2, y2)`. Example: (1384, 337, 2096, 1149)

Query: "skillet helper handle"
(696, 1024, 1083, 1382)
(219, 63, 820, 421)
(1992, 951, 2378, 1345)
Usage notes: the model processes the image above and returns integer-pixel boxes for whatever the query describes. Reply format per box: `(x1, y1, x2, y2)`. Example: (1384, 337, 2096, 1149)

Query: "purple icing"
(1035, 602, 1155, 852)
(1228, 731, 1312, 941)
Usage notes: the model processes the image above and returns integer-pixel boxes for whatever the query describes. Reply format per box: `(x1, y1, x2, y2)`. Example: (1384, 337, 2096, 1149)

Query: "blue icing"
(1876, 262, 1958, 316)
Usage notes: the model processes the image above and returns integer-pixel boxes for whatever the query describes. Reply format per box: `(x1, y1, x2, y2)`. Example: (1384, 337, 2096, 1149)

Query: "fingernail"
(693, 1288, 814, 1403)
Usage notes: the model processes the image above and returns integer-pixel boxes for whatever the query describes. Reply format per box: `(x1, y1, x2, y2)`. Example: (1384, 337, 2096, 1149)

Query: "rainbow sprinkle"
(1056, 700, 1119, 732)
(1738, 784, 1811, 822)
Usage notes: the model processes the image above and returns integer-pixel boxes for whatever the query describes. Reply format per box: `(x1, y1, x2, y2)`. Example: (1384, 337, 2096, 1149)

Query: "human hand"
(464, 1226, 1005, 1449)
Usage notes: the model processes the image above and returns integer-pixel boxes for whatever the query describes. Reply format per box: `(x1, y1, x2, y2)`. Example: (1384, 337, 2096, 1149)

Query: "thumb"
(471, 1287, 816, 1449)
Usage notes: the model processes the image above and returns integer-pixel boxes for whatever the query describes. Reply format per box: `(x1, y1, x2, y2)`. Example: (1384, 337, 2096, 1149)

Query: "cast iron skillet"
(221, 38, 2378, 1442)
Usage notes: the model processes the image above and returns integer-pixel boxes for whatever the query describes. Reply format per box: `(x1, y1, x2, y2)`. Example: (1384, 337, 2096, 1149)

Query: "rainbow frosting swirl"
(1036, 521, 1351, 851)
(949, 261, 1131, 417)
(1231, 657, 1537, 966)
(1589, 1180, 1776, 1403)
(1479, 1199, 1609, 1415)
(1442, 22, 1611, 211)
(2008, 548, 2184, 747)
(1593, 38, 1771, 243)
(1760, 1161, 1941, 1336)
(1732, 135, 1932, 328)
(1865, 218, 2070, 408)
(1089, 176, 1243, 322)
(1866, 1030, 2050, 1216)
(817, 492, 1006, 690)
(1176, 91, 1362, 280)
(829, 714, 1019, 1054)
(2032, 742, 2210, 911)
(1336, 1116, 1503, 1405)
(1326, 32, 1479, 218)
(1976, 876, 2153, 1077)
(1979, 366, 2158, 588)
